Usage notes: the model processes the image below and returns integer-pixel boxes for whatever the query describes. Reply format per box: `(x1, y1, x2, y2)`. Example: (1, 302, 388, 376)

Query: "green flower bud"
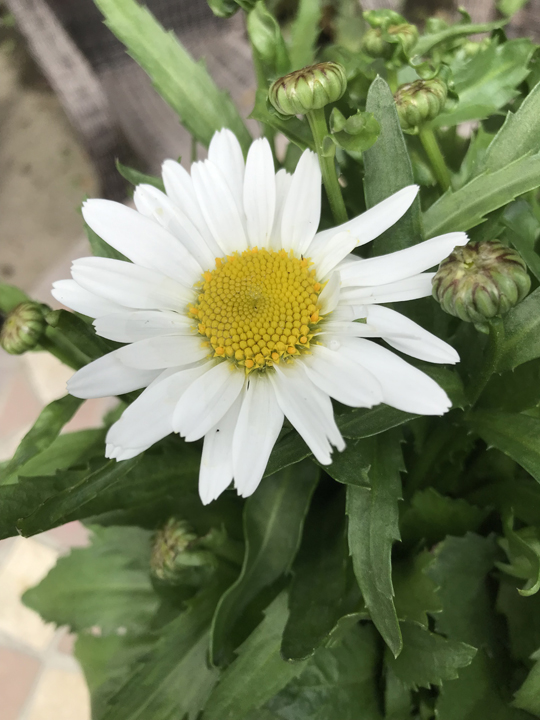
(432, 240, 531, 325)
(150, 519, 218, 587)
(395, 77, 448, 132)
(0, 301, 47, 355)
(361, 24, 418, 61)
(363, 9, 407, 29)
(268, 62, 347, 116)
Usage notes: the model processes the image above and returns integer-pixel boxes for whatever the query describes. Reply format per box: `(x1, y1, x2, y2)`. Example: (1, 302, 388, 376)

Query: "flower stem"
(306, 108, 348, 226)
(467, 318, 505, 407)
(418, 125, 451, 192)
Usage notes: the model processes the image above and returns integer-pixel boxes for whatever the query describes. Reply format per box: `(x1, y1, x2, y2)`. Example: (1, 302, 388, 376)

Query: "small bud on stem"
(0, 302, 47, 355)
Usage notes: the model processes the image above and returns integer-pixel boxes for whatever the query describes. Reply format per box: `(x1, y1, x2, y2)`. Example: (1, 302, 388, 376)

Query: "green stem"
(306, 108, 348, 226)
(387, 67, 398, 93)
(250, 42, 277, 161)
(418, 125, 451, 192)
(467, 318, 505, 407)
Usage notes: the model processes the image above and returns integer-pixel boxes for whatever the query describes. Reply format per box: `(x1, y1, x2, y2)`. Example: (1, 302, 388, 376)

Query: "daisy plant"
(3, 0, 540, 718)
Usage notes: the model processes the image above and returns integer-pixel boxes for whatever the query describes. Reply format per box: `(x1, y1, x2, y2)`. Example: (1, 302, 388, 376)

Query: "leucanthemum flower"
(53, 129, 467, 504)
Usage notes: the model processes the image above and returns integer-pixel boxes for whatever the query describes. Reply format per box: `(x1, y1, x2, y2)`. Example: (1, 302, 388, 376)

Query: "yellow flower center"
(189, 248, 323, 371)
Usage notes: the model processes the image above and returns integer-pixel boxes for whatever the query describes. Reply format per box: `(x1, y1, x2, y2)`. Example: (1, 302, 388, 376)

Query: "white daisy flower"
(53, 129, 467, 504)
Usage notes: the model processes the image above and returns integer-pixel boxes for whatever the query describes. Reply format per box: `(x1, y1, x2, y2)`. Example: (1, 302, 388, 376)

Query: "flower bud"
(395, 77, 448, 132)
(361, 24, 418, 61)
(150, 519, 218, 587)
(0, 301, 47, 355)
(432, 240, 531, 324)
(268, 62, 347, 116)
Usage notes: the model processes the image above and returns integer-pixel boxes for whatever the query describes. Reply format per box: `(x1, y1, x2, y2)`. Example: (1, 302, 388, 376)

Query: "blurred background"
(0, 0, 538, 717)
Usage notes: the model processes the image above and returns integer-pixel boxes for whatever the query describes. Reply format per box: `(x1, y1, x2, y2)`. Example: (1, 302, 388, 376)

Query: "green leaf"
(330, 109, 380, 154)
(413, 19, 508, 56)
(211, 462, 319, 665)
(346, 430, 403, 657)
(85, 220, 128, 262)
(514, 653, 540, 717)
(205, 593, 308, 720)
(497, 513, 540, 596)
(497, 580, 540, 663)
(250, 91, 314, 151)
(399, 488, 488, 548)
(0, 283, 30, 313)
(497, 288, 540, 372)
(1, 395, 83, 484)
(266, 624, 383, 720)
(433, 39, 535, 127)
(100, 581, 225, 720)
(393, 551, 442, 628)
(468, 477, 540, 527)
(423, 153, 540, 238)
(115, 160, 165, 191)
(468, 409, 540, 483)
(497, 0, 531, 17)
(323, 438, 370, 487)
(386, 621, 476, 690)
(264, 431, 312, 478)
(281, 492, 353, 660)
(385, 666, 413, 720)
(481, 80, 540, 173)
(23, 525, 158, 634)
(46, 309, 116, 362)
(289, 0, 320, 70)
(247, 2, 290, 83)
(363, 76, 423, 255)
(502, 201, 540, 282)
(93, 0, 251, 153)
(481, 358, 540, 413)
(337, 404, 417, 439)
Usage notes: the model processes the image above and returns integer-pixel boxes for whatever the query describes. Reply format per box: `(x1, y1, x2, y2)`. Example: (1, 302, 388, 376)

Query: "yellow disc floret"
(191, 248, 324, 371)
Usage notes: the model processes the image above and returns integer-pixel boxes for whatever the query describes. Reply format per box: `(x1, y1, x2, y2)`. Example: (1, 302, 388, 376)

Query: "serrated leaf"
(1, 395, 83, 485)
(385, 666, 413, 720)
(423, 153, 540, 238)
(23, 525, 158, 634)
(266, 624, 383, 720)
(393, 551, 442, 627)
(481, 358, 540, 413)
(468, 409, 540, 484)
(433, 39, 535, 128)
(211, 462, 319, 665)
(413, 19, 508, 56)
(281, 491, 353, 660)
(502, 201, 540, 282)
(0, 282, 30, 313)
(386, 621, 476, 690)
(514, 653, 540, 717)
(93, 0, 251, 153)
(497, 288, 540, 372)
(363, 76, 423, 255)
(205, 593, 307, 720)
(115, 160, 165, 191)
(346, 430, 403, 657)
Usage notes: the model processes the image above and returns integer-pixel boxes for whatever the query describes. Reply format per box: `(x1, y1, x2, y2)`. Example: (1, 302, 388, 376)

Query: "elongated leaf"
(346, 430, 403, 657)
(0, 283, 30, 313)
(423, 153, 540, 238)
(211, 462, 319, 665)
(413, 20, 507, 56)
(94, 0, 251, 152)
(323, 438, 370, 487)
(206, 593, 307, 720)
(116, 160, 165, 191)
(502, 201, 540, 282)
(497, 288, 540, 372)
(468, 409, 540, 483)
(337, 404, 417, 439)
(363, 76, 423, 255)
(1, 395, 83, 484)
(393, 551, 442, 628)
(264, 431, 311, 478)
(289, 0, 320, 70)
(100, 581, 226, 720)
(386, 621, 476, 690)
(282, 491, 352, 660)
(514, 654, 540, 717)
(23, 525, 158, 634)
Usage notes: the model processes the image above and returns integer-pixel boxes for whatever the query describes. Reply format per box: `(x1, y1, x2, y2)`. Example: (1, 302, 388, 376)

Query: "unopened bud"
(150, 519, 217, 587)
(432, 240, 531, 324)
(0, 302, 47, 355)
(362, 10, 418, 61)
(395, 77, 447, 132)
(268, 62, 347, 116)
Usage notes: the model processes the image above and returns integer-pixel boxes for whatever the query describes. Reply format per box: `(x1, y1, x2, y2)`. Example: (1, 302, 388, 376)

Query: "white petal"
(232, 374, 284, 498)
(302, 345, 383, 408)
(310, 232, 361, 280)
(243, 138, 276, 249)
(365, 305, 460, 364)
(115, 334, 209, 369)
(162, 159, 216, 247)
(281, 150, 321, 255)
(339, 337, 452, 415)
(52, 279, 124, 318)
(339, 273, 435, 305)
(93, 310, 191, 343)
(71, 257, 193, 310)
(270, 169, 293, 250)
(191, 160, 248, 254)
(133, 184, 220, 268)
(316, 321, 386, 338)
(319, 272, 341, 315)
(208, 128, 246, 219)
(106, 445, 148, 461)
(199, 394, 243, 505)
(82, 199, 201, 286)
(106, 363, 211, 451)
(173, 361, 245, 441)
(67, 351, 159, 399)
(269, 364, 344, 465)
(340, 232, 468, 288)
(309, 185, 419, 256)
